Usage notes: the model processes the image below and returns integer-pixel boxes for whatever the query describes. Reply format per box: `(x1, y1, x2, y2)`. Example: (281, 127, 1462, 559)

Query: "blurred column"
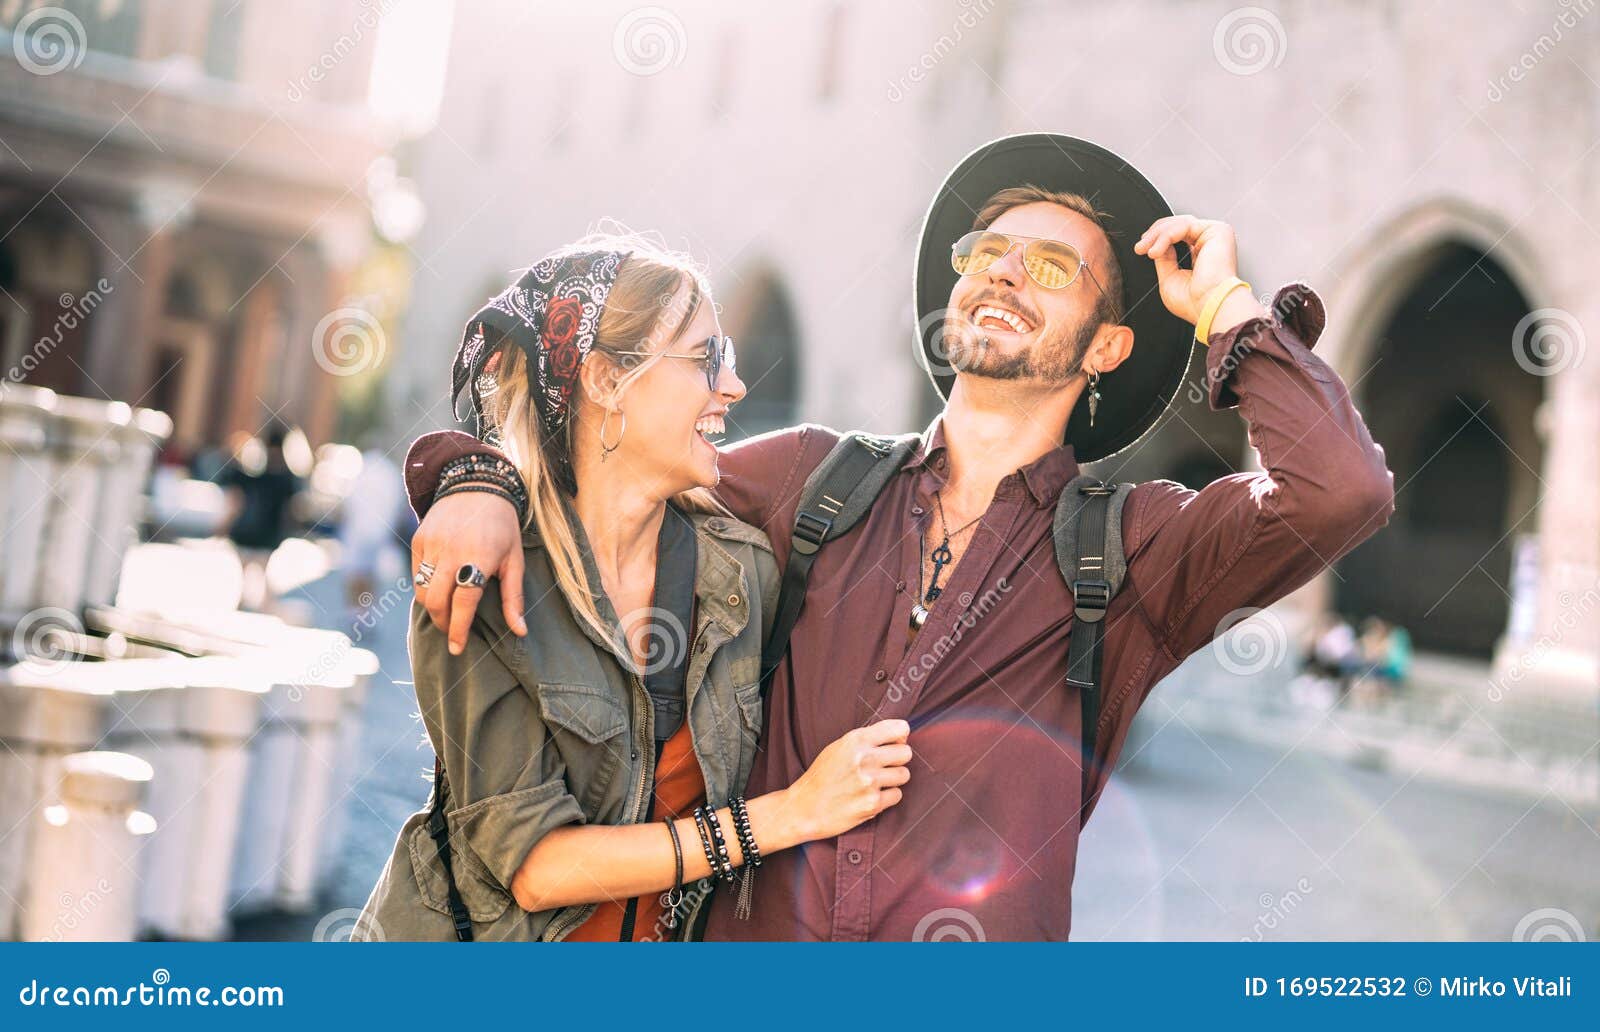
(20, 751, 155, 942)
(83, 185, 187, 405)
(105, 657, 268, 940)
(0, 666, 112, 939)
(0, 385, 58, 620)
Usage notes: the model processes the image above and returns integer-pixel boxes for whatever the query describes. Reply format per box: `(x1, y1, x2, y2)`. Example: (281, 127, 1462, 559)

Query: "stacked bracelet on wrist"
(690, 807, 730, 885)
(434, 453, 529, 522)
(698, 805, 737, 885)
(660, 817, 686, 931)
(729, 796, 761, 921)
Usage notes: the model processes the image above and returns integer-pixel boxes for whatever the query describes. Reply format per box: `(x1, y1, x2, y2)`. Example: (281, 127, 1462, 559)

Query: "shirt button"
(911, 505, 924, 516)
(895, 580, 906, 592)
(846, 849, 863, 864)
(727, 594, 741, 606)
(874, 670, 886, 682)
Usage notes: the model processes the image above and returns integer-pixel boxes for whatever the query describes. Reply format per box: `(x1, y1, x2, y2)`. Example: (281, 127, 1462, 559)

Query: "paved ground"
(237, 567, 1600, 942)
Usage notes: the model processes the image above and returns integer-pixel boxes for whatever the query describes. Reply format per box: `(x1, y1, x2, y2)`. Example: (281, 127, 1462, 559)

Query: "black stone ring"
(455, 563, 487, 589)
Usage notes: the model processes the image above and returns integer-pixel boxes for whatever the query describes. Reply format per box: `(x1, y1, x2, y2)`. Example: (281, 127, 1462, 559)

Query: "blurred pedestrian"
(219, 420, 310, 608)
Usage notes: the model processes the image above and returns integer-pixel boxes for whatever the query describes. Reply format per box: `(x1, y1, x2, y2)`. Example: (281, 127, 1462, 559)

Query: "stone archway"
(1329, 205, 1548, 659)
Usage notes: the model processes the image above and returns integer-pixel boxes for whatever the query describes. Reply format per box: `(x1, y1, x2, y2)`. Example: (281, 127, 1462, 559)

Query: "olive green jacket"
(357, 509, 778, 942)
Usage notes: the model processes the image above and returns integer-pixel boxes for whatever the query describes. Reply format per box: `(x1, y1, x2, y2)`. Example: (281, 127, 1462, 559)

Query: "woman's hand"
(412, 490, 528, 654)
(781, 718, 913, 842)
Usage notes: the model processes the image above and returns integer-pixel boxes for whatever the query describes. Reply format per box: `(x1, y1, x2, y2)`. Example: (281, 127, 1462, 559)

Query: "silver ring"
(455, 563, 486, 589)
(415, 561, 436, 587)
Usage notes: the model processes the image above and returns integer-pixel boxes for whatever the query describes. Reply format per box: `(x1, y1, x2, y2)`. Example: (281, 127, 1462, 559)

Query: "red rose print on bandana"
(544, 296, 582, 348)
(549, 340, 581, 380)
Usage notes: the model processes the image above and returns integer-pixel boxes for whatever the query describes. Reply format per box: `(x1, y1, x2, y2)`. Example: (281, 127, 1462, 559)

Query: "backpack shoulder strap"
(761, 431, 920, 689)
(1053, 474, 1135, 808)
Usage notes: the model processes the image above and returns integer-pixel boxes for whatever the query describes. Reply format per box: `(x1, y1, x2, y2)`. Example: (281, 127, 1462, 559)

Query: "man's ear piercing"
(1086, 369, 1102, 427)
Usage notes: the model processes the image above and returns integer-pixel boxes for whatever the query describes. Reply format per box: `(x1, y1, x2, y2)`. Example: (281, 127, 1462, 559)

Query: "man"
(402, 134, 1394, 940)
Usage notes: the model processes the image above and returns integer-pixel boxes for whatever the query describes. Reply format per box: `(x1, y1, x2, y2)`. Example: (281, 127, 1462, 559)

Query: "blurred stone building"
(393, 1, 1597, 726)
(0, 0, 384, 453)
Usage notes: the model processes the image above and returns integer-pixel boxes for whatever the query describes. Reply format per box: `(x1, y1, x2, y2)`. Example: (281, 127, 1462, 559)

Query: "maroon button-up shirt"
(404, 284, 1395, 940)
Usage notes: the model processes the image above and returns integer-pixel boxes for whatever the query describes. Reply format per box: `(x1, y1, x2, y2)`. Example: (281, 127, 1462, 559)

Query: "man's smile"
(967, 301, 1034, 335)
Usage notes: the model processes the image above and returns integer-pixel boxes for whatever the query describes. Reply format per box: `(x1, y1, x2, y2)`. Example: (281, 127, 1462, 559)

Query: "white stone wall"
(393, 0, 1598, 696)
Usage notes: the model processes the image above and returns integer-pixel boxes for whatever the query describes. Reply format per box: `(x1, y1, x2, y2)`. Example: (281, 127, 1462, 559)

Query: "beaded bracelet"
(690, 807, 723, 883)
(435, 463, 526, 503)
(435, 454, 529, 520)
(434, 483, 521, 512)
(434, 472, 525, 513)
(696, 805, 737, 885)
(729, 796, 761, 920)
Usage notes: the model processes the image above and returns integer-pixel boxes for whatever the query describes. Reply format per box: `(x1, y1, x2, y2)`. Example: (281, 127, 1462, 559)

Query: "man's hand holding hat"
(1135, 215, 1267, 342)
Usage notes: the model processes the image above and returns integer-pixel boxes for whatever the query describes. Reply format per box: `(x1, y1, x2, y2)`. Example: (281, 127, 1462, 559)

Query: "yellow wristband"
(1194, 277, 1251, 346)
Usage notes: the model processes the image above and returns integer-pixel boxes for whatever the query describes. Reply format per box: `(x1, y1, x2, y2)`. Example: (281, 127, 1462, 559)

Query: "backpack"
(759, 431, 1134, 806)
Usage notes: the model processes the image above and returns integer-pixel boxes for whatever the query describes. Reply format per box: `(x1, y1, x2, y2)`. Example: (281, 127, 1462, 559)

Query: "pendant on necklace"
(910, 602, 930, 631)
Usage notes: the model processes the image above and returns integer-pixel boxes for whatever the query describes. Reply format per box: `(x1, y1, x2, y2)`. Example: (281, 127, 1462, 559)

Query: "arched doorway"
(722, 267, 801, 436)
(1335, 242, 1544, 657)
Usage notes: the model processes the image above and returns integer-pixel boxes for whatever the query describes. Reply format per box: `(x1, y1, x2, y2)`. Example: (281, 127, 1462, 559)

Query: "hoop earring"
(1086, 369, 1102, 427)
(599, 409, 627, 459)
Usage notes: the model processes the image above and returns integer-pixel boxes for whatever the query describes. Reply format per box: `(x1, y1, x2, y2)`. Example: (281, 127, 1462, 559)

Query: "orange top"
(565, 720, 707, 941)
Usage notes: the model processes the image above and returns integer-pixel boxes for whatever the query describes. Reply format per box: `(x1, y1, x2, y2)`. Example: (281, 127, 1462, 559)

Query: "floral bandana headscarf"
(450, 248, 631, 492)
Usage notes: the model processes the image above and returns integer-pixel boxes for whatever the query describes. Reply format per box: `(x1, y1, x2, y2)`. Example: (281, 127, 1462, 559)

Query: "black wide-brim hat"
(914, 133, 1194, 464)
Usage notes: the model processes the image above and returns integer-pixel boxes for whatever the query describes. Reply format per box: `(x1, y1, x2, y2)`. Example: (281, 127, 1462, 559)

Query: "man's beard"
(943, 311, 1096, 384)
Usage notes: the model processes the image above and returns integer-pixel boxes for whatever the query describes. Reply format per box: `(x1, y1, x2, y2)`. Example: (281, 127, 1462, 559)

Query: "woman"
(357, 234, 912, 941)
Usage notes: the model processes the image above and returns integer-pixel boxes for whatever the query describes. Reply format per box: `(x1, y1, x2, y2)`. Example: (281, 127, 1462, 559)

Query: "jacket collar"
(521, 500, 753, 665)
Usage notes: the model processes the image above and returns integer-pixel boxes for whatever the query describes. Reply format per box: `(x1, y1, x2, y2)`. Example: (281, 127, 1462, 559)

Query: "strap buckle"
(1079, 483, 1116, 497)
(791, 510, 833, 556)
(1072, 579, 1112, 623)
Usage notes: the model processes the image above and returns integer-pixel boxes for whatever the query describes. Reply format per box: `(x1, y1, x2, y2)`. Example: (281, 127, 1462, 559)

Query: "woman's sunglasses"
(606, 335, 736, 392)
(951, 230, 1108, 296)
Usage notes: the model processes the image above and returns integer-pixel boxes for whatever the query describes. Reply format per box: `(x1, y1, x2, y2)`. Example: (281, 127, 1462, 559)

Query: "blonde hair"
(485, 229, 727, 642)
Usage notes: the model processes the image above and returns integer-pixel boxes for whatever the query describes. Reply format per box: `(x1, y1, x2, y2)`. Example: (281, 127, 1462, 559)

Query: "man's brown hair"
(971, 185, 1126, 327)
